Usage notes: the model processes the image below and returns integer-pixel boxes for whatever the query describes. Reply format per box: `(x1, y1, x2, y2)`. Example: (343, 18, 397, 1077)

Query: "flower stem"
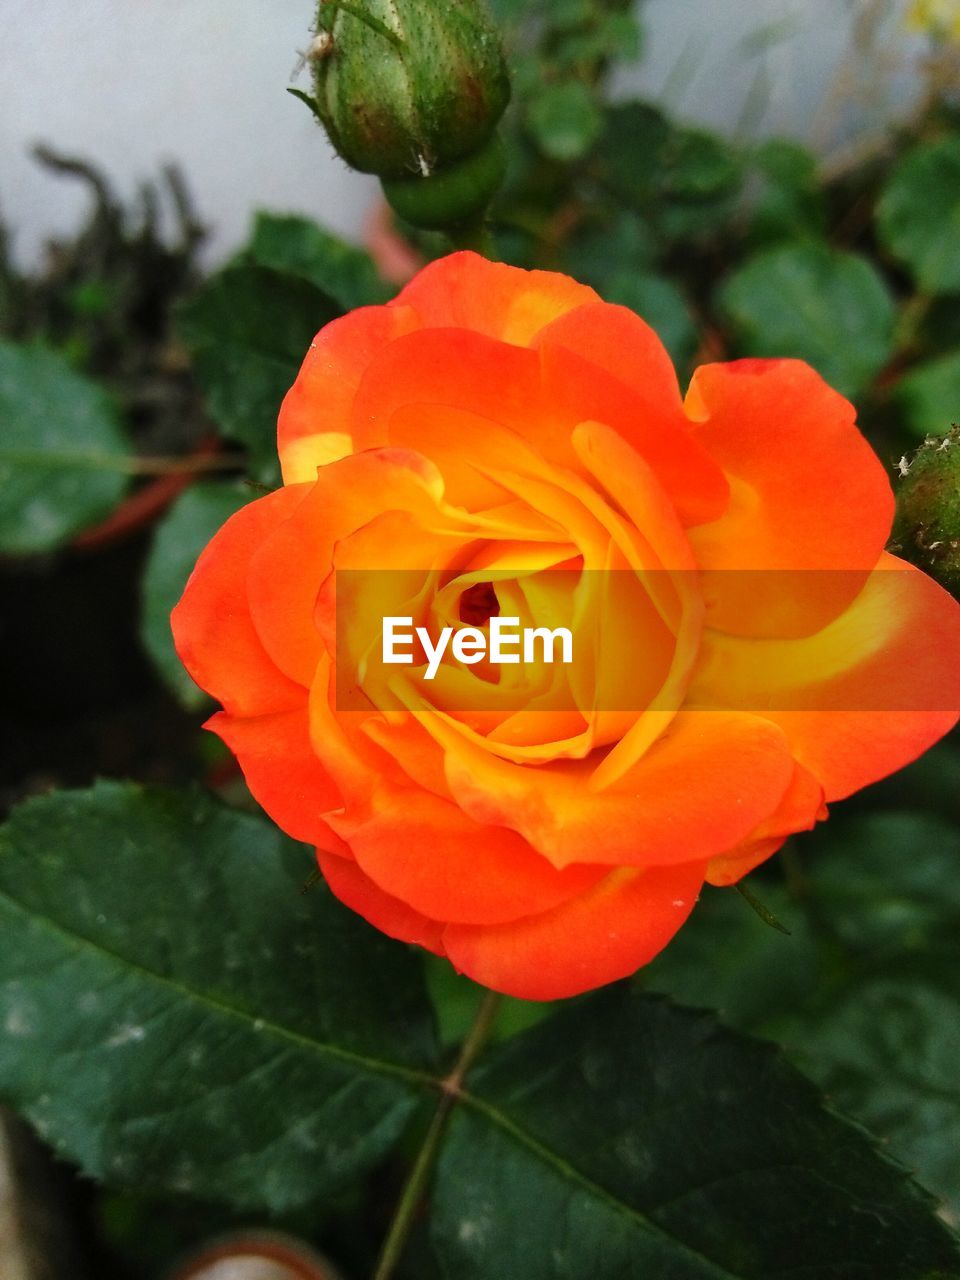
(371, 989, 502, 1280)
(447, 218, 498, 259)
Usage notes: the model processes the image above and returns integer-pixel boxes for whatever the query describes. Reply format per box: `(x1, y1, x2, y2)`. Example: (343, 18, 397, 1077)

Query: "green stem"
(446, 219, 498, 259)
(371, 989, 502, 1280)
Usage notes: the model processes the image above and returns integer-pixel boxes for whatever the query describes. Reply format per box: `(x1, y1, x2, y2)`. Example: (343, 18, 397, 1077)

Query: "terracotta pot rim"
(168, 1230, 337, 1280)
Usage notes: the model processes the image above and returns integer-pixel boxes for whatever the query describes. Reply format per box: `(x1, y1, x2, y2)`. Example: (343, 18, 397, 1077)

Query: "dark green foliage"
(1, 785, 956, 1275)
(0, 342, 130, 554)
(528, 81, 604, 162)
(433, 987, 960, 1279)
(248, 212, 393, 309)
(648, 807, 960, 1218)
(176, 263, 340, 483)
(876, 136, 960, 292)
(0, 784, 438, 1211)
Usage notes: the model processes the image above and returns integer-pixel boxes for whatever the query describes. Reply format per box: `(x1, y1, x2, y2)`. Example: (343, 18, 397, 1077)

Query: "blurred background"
(1, 0, 928, 268)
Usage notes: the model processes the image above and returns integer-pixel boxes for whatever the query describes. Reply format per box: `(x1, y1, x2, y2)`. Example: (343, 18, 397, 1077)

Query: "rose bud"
(893, 426, 960, 597)
(292, 0, 510, 228)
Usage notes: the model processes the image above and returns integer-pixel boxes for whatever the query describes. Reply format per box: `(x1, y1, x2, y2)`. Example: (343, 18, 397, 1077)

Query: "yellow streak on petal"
(280, 431, 353, 485)
(688, 563, 913, 710)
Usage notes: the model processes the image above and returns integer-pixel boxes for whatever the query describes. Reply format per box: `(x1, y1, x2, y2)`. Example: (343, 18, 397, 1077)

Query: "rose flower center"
(458, 581, 500, 627)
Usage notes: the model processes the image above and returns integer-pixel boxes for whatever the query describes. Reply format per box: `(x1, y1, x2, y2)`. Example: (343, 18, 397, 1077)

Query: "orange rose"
(172, 252, 960, 1000)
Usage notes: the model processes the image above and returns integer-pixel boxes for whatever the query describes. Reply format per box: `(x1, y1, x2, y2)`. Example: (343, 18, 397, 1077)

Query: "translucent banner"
(328, 567, 960, 714)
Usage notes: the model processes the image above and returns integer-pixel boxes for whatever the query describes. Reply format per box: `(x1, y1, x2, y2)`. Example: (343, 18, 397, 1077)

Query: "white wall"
(0, 0, 921, 270)
(618, 0, 920, 146)
(0, 0, 379, 269)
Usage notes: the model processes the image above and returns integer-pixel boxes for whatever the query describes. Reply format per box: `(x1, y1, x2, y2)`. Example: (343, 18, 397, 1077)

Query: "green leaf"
(787, 954, 960, 1226)
(487, 0, 534, 23)
(247, 212, 392, 311)
(177, 264, 340, 484)
(716, 243, 896, 398)
(560, 211, 658, 288)
(595, 101, 672, 207)
(3, 787, 958, 1269)
(527, 81, 604, 163)
(0, 783, 437, 1211)
(896, 350, 960, 437)
(548, 11, 643, 70)
(0, 342, 130, 555)
(547, 0, 593, 28)
(286, 86, 325, 123)
(595, 106, 742, 243)
(664, 128, 742, 202)
(657, 197, 738, 244)
(803, 812, 960, 954)
(782, 816, 960, 1215)
(140, 481, 252, 709)
(649, 810, 960, 1219)
(604, 271, 698, 369)
(749, 139, 826, 245)
(434, 987, 960, 1279)
(876, 136, 960, 293)
(645, 881, 823, 1031)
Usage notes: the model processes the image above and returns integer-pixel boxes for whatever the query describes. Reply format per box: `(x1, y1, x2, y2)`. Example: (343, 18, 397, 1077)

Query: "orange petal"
(569, 420, 705, 778)
(324, 515, 464, 718)
(415, 708, 795, 869)
(536, 306, 729, 525)
(705, 762, 826, 886)
(443, 860, 707, 1000)
(691, 554, 960, 800)
(208, 708, 345, 851)
(280, 431, 352, 485)
(348, 328, 549, 507)
(535, 300, 681, 403)
(393, 250, 598, 346)
(350, 320, 729, 529)
(361, 714, 453, 799)
(308, 655, 408, 805)
(326, 788, 607, 926)
(774, 709, 960, 803)
(319, 850, 446, 955)
(703, 837, 790, 889)
(277, 303, 420, 483)
(171, 486, 310, 716)
(571, 420, 698, 571)
(685, 359, 895, 636)
(247, 449, 448, 687)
